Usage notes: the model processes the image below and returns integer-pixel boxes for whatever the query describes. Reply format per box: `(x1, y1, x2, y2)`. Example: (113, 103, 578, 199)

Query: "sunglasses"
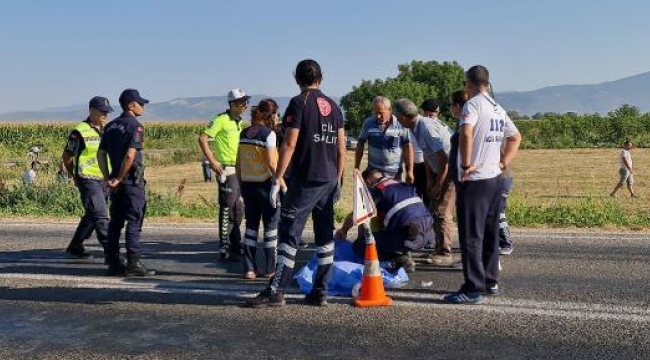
(234, 101, 249, 107)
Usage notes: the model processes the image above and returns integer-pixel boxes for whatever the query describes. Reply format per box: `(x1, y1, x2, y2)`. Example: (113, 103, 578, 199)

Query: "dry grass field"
(146, 148, 650, 217)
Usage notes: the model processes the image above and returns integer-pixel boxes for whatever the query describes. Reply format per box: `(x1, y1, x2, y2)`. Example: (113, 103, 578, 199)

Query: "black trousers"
(455, 176, 503, 294)
(412, 162, 430, 206)
(218, 173, 243, 257)
(70, 178, 109, 250)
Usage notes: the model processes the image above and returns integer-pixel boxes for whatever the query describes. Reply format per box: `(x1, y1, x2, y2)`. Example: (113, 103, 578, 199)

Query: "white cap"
(227, 88, 251, 102)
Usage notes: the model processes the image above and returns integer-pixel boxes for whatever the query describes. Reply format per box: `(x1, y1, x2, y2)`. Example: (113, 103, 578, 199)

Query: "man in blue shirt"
(98, 89, 155, 277)
(354, 96, 413, 183)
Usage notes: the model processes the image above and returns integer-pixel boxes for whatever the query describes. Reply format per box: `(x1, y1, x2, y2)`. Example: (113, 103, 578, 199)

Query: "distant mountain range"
(498, 71, 650, 115)
(0, 95, 299, 122)
(2, 71, 650, 121)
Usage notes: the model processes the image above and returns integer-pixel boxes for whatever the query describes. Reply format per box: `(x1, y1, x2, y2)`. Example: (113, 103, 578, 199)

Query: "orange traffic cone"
(354, 230, 392, 307)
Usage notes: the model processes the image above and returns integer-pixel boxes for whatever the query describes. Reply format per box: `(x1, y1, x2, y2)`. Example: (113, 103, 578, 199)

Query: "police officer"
(247, 59, 346, 308)
(199, 89, 247, 261)
(97, 89, 155, 277)
(335, 169, 433, 273)
(61, 96, 113, 259)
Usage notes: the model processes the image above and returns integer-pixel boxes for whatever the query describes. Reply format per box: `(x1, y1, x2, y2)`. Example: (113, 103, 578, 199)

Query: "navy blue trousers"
(107, 183, 146, 258)
(241, 180, 280, 275)
(455, 176, 503, 294)
(70, 178, 109, 250)
(270, 178, 338, 293)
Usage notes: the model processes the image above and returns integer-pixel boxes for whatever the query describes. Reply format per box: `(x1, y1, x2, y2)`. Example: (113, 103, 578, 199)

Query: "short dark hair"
(466, 65, 490, 87)
(420, 98, 440, 112)
(294, 59, 322, 87)
(450, 90, 469, 107)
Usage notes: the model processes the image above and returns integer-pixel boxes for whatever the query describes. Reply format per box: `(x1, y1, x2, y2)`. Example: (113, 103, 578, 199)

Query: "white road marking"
(2, 222, 649, 240)
(1, 272, 649, 323)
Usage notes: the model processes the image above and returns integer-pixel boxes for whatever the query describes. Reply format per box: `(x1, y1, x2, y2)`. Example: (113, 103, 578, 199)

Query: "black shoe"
(65, 243, 93, 259)
(486, 284, 500, 296)
(499, 227, 514, 255)
(304, 290, 328, 307)
(297, 240, 309, 249)
(127, 255, 156, 277)
(106, 260, 126, 276)
(246, 289, 285, 308)
(219, 247, 241, 262)
(392, 254, 416, 273)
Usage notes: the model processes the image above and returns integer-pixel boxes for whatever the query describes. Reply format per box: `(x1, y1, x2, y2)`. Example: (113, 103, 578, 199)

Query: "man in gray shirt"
(394, 98, 456, 266)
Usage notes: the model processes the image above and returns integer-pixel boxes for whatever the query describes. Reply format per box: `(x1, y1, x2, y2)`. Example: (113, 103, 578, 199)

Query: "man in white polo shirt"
(444, 65, 521, 305)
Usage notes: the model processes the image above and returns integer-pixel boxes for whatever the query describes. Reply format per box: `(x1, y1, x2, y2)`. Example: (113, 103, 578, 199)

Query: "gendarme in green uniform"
(203, 111, 242, 166)
(74, 121, 109, 179)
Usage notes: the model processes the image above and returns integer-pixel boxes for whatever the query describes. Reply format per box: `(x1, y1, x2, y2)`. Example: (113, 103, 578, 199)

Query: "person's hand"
(279, 177, 287, 193)
(333, 179, 342, 203)
(405, 171, 415, 184)
(71, 176, 78, 188)
(270, 178, 279, 208)
(334, 228, 347, 240)
(461, 164, 481, 182)
(107, 178, 121, 191)
(210, 160, 223, 176)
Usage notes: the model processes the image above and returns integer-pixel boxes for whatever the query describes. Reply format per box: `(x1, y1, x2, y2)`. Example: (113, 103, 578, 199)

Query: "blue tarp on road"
(294, 238, 409, 297)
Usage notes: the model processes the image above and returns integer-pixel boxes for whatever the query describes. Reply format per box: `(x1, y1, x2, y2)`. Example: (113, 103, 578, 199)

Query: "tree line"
(339, 60, 649, 149)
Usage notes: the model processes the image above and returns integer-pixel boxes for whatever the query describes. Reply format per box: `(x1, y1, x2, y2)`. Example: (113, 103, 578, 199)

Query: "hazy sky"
(1, 0, 649, 113)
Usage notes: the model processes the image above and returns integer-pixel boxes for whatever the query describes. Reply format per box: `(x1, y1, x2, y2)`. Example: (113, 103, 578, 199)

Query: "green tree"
(340, 60, 465, 135)
(396, 60, 465, 109)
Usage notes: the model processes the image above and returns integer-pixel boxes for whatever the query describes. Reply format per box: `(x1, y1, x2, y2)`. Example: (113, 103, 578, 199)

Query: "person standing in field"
(354, 96, 414, 183)
(61, 96, 113, 259)
(444, 65, 521, 304)
(247, 59, 346, 308)
(98, 89, 155, 277)
(610, 140, 638, 198)
(237, 99, 281, 280)
(198, 89, 249, 261)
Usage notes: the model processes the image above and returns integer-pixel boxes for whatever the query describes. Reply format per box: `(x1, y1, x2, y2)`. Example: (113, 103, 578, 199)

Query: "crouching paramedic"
(335, 169, 434, 273)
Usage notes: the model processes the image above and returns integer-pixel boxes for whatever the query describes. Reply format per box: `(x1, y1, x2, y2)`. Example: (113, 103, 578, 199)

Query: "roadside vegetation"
(2, 104, 650, 227)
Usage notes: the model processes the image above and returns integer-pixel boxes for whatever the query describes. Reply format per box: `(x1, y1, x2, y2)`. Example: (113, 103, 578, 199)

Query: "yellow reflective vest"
(74, 121, 107, 179)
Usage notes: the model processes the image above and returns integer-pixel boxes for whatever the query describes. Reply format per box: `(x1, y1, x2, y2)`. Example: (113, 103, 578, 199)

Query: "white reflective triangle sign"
(352, 169, 376, 225)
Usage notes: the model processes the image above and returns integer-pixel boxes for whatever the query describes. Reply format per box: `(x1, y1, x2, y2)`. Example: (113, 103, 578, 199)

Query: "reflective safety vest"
(372, 178, 430, 230)
(74, 121, 107, 179)
(238, 125, 274, 183)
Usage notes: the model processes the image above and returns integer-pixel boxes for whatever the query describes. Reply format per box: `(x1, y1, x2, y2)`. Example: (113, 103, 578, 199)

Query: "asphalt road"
(1, 222, 649, 359)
